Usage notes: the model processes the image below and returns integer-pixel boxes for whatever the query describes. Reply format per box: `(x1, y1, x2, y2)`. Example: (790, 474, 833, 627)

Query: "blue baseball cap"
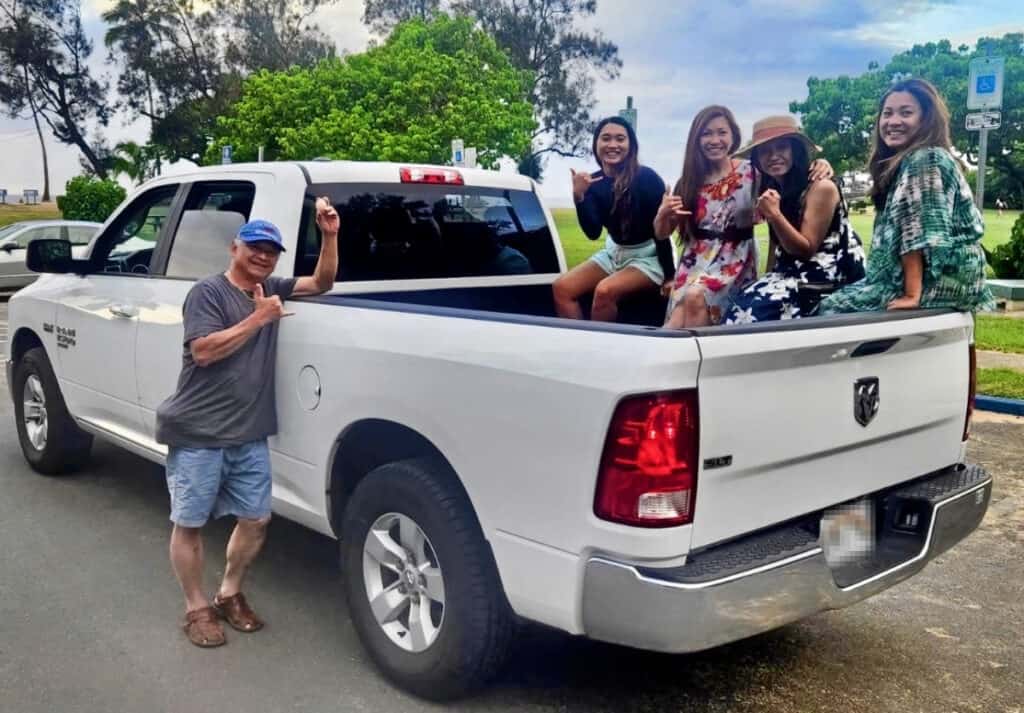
(237, 219, 286, 252)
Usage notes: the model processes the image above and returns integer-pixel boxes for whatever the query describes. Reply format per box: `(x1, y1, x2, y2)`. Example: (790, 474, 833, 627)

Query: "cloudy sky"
(0, 0, 1020, 207)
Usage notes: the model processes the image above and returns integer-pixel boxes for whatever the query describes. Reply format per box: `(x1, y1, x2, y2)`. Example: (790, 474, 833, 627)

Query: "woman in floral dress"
(655, 106, 834, 327)
(724, 116, 865, 324)
(819, 79, 994, 315)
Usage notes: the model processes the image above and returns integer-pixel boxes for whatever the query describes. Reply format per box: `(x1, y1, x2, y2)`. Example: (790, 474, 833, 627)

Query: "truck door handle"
(851, 338, 900, 358)
(108, 304, 138, 319)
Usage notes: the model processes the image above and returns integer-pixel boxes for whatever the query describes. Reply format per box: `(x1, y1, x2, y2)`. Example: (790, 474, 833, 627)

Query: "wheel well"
(327, 419, 461, 536)
(10, 328, 44, 365)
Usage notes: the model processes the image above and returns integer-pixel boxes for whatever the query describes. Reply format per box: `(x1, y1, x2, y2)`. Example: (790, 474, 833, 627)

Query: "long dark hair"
(672, 105, 742, 242)
(751, 137, 811, 228)
(592, 116, 640, 237)
(868, 78, 952, 210)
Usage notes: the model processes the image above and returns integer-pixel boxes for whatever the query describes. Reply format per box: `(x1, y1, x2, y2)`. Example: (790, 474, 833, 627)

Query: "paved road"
(1, 303, 1022, 713)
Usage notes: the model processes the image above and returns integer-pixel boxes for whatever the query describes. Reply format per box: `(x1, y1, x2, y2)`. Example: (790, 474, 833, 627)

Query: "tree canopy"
(205, 16, 535, 168)
(791, 33, 1024, 204)
(362, 0, 621, 178)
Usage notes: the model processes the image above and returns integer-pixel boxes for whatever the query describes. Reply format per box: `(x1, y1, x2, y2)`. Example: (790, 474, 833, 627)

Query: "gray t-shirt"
(156, 273, 297, 448)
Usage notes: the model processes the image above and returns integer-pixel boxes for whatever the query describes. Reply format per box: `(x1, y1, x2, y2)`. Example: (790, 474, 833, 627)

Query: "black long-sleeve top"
(574, 165, 674, 280)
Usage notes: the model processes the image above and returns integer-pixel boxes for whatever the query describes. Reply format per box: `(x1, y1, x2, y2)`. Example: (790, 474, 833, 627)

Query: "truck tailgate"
(690, 311, 971, 549)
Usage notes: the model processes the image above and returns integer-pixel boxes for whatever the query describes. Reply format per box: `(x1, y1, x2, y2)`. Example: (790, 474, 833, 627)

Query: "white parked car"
(0, 220, 101, 290)
(5, 161, 991, 699)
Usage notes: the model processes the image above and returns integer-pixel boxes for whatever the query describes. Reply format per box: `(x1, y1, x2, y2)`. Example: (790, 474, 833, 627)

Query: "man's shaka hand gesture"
(315, 197, 340, 237)
(252, 284, 293, 325)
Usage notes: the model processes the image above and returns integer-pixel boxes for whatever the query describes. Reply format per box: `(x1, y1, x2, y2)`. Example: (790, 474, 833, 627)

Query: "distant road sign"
(221, 145, 233, 165)
(968, 56, 1004, 110)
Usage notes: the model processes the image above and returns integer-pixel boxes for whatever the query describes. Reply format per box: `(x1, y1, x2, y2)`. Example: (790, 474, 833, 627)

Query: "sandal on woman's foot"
(213, 592, 264, 633)
(183, 606, 226, 648)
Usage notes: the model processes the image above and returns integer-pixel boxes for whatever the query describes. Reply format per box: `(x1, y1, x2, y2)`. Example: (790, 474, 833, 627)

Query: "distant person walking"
(155, 204, 338, 647)
(995, 197, 1006, 216)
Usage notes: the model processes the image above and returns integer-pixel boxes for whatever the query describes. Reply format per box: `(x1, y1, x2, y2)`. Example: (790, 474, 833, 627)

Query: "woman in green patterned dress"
(819, 78, 994, 314)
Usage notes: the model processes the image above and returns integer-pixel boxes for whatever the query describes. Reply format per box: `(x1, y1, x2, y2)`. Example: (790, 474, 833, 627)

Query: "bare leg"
(590, 268, 659, 323)
(682, 287, 711, 327)
(553, 261, 610, 319)
(219, 517, 271, 598)
(170, 525, 209, 613)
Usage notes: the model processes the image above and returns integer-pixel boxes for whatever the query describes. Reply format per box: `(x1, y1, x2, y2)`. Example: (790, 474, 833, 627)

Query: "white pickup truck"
(6, 161, 991, 699)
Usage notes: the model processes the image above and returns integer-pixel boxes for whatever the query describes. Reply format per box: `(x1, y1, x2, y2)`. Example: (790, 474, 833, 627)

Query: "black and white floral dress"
(723, 188, 865, 324)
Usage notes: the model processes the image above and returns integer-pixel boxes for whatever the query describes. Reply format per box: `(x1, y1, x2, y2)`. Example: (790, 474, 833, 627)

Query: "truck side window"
(164, 181, 255, 280)
(294, 184, 560, 281)
(89, 185, 180, 276)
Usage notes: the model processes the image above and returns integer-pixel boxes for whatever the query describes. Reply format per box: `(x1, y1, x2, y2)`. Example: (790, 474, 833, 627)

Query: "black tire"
(341, 457, 515, 700)
(12, 347, 93, 475)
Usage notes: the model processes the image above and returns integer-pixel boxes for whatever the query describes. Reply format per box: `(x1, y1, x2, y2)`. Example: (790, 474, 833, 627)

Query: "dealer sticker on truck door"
(820, 498, 875, 567)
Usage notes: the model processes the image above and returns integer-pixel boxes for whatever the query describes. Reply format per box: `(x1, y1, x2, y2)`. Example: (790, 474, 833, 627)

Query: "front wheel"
(12, 347, 92, 474)
(340, 457, 515, 700)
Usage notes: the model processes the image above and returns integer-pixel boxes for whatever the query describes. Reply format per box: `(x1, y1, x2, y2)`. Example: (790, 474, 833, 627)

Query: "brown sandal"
(213, 592, 264, 633)
(183, 606, 226, 648)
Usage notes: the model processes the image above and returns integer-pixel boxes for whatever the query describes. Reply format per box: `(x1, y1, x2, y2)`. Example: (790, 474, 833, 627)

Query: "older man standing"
(156, 200, 339, 647)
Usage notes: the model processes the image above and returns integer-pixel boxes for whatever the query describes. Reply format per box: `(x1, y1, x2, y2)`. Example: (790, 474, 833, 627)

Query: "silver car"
(0, 220, 101, 290)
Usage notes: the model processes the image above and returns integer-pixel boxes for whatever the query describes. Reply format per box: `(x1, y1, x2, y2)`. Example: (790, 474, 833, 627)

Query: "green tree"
(362, 0, 621, 178)
(206, 16, 535, 168)
(791, 34, 1024, 202)
(363, 0, 440, 35)
(102, 0, 338, 164)
(110, 141, 159, 185)
(0, 0, 112, 178)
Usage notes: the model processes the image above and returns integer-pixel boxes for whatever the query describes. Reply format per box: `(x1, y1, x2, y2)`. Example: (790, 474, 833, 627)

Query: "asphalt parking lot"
(1, 297, 1022, 713)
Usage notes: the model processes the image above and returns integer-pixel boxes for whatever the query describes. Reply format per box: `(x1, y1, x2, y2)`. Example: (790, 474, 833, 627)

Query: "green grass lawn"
(975, 314, 1024, 354)
(0, 203, 62, 228)
(977, 367, 1024, 400)
(554, 208, 1020, 272)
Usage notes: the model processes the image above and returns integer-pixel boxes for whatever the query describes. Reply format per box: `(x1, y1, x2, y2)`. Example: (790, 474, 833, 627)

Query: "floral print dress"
(666, 160, 758, 324)
(819, 148, 995, 314)
(724, 185, 866, 324)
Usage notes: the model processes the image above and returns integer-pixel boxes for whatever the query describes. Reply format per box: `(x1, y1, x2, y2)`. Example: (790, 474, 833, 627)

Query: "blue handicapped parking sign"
(976, 75, 997, 94)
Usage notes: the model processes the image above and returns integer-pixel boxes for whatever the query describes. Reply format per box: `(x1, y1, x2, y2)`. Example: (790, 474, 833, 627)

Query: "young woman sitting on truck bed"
(553, 117, 673, 322)
(655, 105, 836, 327)
(819, 79, 994, 315)
(722, 116, 865, 324)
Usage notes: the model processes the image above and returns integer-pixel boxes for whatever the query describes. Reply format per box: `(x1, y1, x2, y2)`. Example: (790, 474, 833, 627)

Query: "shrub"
(985, 212, 1024, 279)
(57, 176, 126, 222)
(849, 198, 871, 214)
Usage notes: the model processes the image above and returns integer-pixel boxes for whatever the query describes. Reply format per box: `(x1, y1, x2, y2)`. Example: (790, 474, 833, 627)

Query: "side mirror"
(1, 242, 14, 253)
(26, 238, 88, 274)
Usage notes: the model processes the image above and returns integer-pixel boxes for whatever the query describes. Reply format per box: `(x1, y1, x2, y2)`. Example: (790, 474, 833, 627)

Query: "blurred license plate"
(820, 498, 875, 567)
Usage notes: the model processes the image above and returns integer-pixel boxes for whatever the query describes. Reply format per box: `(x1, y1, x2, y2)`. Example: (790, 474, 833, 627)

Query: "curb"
(976, 394, 1024, 416)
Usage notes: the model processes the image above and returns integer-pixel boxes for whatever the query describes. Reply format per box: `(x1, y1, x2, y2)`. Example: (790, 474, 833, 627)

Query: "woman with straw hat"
(655, 106, 834, 327)
(723, 115, 865, 324)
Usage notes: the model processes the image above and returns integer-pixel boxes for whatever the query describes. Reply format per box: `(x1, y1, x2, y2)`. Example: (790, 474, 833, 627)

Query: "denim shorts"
(588, 236, 664, 285)
(165, 440, 272, 527)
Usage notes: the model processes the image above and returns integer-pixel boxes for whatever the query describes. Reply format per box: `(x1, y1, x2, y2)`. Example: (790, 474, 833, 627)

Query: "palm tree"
(110, 141, 157, 185)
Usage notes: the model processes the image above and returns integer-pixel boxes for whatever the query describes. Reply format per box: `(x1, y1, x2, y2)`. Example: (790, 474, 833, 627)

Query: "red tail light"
(400, 167, 464, 185)
(594, 390, 700, 527)
(964, 343, 976, 441)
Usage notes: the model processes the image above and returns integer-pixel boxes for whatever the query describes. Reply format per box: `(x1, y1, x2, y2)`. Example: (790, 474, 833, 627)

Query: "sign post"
(967, 56, 1004, 209)
(619, 96, 637, 130)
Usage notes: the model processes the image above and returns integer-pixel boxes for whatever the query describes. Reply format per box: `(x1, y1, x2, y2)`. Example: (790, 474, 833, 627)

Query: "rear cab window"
(294, 183, 559, 281)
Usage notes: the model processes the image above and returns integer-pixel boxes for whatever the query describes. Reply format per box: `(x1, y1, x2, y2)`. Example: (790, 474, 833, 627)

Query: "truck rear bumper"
(581, 463, 991, 654)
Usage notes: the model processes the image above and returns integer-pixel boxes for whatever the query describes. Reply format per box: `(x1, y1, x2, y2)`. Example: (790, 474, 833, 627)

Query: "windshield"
(295, 183, 559, 281)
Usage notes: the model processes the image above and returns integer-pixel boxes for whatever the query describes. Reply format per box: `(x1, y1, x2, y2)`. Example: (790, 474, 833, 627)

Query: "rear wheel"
(341, 457, 515, 700)
(13, 347, 92, 474)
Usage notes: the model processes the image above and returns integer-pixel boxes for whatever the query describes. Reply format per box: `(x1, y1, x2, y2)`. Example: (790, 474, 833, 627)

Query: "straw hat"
(733, 115, 821, 159)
